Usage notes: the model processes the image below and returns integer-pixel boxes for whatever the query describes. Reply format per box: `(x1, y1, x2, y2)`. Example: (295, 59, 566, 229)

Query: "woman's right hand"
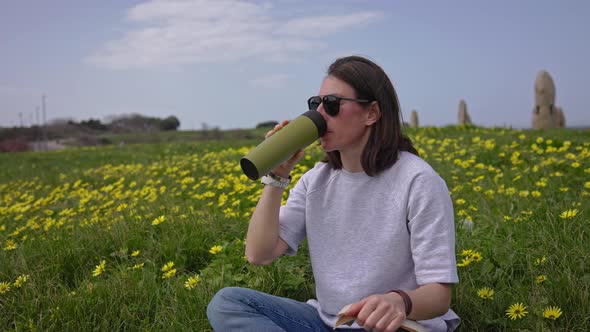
(265, 120, 305, 178)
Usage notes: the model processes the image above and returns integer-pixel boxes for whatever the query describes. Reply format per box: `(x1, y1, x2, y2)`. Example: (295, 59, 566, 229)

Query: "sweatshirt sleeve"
(278, 174, 308, 256)
(407, 172, 459, 285)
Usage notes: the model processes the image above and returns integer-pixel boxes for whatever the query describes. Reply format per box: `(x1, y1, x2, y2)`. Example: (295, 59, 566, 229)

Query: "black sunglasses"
(307, 95, 372, 116)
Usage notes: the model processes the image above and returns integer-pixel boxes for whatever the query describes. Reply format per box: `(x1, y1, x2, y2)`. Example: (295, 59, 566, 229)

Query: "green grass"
(1, 126, 589, 331)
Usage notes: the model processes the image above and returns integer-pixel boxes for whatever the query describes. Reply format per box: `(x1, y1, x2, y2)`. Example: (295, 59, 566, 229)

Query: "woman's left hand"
(341, 293, 406, 332)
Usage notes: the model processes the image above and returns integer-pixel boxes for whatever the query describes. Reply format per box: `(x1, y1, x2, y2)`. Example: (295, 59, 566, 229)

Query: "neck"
(340, 129, 371, 173)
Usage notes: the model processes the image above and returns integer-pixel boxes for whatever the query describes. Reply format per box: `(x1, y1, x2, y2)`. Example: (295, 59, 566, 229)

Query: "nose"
(315, 102, 327, 117)
(316, 104, 330, 123)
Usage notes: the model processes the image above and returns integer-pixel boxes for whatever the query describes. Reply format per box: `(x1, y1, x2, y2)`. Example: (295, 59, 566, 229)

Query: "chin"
(321, 145, 338, 153)
(320, 139, 334, 152)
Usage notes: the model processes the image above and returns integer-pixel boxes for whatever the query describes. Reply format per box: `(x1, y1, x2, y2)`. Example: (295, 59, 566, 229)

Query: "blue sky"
(1, 0, 589, 129)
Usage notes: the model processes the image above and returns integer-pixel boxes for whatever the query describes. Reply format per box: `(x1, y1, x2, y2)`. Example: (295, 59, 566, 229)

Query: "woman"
(207, 55, 460, 332)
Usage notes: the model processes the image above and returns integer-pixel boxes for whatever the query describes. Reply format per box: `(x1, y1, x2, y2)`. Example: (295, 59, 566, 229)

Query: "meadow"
(1, 126, 589, 331)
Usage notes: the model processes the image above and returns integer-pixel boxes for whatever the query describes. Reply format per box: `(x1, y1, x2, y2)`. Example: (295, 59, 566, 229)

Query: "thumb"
(340, 299, 367, 317)
(286, 149, 304, 164)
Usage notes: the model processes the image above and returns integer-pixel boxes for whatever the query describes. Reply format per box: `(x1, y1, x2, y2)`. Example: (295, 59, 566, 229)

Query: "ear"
(365, 101, 381, 126)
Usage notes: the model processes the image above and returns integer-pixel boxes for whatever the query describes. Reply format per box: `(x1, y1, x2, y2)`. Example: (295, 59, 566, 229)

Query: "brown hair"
(323, 55, 418, 176)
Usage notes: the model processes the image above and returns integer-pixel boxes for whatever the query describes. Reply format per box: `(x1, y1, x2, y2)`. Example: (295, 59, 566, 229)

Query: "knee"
(207, 287, 247, 323)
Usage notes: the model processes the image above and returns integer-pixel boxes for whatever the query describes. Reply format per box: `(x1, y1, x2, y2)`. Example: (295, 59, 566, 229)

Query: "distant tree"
(108, 113, 159, 131)
(80, 119, 108, 131)
(160, 116, 180, 131)
(256, 120, 278, 129)
(50, 118, 75, 125)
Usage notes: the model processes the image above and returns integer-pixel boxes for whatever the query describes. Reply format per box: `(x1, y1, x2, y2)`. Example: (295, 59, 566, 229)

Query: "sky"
(1, 0, 589, 130)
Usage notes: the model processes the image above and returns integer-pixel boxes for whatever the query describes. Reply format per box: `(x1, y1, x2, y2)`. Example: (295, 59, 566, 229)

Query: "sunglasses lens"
(323, 95, 340, 116)
(308, 96, 321, 111)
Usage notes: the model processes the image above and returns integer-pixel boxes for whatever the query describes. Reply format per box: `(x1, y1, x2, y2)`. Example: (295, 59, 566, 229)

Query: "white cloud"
(275, 12, 382, 38)
(249, 73, 290, 89)
(85, 0, 382, 69)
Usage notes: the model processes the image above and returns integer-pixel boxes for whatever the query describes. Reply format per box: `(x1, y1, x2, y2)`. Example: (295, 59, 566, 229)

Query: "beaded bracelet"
(389, 289, 413, 316)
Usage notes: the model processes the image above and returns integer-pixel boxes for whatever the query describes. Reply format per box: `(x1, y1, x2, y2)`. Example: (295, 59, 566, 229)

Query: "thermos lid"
(302, 110, 327, 137)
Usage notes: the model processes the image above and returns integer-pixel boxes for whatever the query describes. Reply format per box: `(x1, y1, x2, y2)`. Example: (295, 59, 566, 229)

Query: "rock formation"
(458, 99, 472, 125)
(555, 106, 565, 128)
(410, 110, 419, 128)
(532, 70, 565, 129)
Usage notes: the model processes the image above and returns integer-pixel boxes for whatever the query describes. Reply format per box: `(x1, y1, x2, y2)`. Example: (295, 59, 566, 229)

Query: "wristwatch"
(261, 172, 292, 188)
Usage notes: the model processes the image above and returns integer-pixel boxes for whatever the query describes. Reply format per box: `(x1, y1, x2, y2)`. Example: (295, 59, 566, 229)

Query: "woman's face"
(316, 76, 373, 154)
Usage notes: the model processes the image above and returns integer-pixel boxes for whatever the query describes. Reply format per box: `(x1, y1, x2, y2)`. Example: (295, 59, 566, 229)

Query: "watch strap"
(261, 172, 291, 188)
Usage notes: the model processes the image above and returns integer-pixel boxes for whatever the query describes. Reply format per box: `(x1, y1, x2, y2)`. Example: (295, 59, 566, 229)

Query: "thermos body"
(240, 110, 327, 180)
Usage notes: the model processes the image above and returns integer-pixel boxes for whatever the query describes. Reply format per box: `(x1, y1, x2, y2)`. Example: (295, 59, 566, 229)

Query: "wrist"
(388, 289, 412, 317)
(261, 172, 291, 188)
(271, 170, 291, 178)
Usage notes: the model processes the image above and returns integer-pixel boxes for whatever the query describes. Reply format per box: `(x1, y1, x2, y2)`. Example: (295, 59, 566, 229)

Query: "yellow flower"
(3, 239, 17, 251)
(534, 256, 547, 266)
(506, 303, 528, 320)
(531, 191, 541, 198)
(161, 261, 174, 272)
(477, 287, 494, 300)
(457, 258, 471, 267)
(130, 263, 144, 270)
(460, 249, 474, 256)
(13, 274, 29, 287)
(543, 306, 563, 320)
(469, 252, 482, 262)
(536, 275, 547, 284)
(559, 209, 579, 219)
(151, 215, 166, 226)
(184, 275, 201, 290)
(131, 250, 140, 257)
(585, 181, 590, 189)
(162, 268, 177, 279)
(455, 198, 466, 205)
(92, 260, 106, 277)
(209, 245, 223, 255)
(0, 281, 10, 294)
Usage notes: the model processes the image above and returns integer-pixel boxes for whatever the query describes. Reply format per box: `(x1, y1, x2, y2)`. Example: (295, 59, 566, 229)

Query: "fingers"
(355, 295, 405, 332)
(286, 149, 304, 164)
(385, 315, 405, 332)
(355, 298, 378, 327)
(371, 309, 404, 332)
(341, 300, 365, 317)
(265, 120, 290, 139)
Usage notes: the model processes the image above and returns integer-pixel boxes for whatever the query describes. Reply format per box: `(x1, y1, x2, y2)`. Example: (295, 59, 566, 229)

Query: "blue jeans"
(207, 287, 364, 332)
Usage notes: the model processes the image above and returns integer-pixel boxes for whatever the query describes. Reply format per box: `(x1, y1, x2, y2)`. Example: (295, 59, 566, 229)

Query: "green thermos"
(240, 110, 327, 180)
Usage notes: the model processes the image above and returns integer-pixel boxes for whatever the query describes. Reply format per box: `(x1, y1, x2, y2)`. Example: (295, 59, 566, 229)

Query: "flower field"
(1, 126, 589, 331)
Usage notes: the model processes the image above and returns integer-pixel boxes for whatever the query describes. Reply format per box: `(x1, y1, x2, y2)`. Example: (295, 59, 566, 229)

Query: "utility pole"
(42, 94, 48, 151)
(36, 106, 41, 147)
(19, 112, 23, 127)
